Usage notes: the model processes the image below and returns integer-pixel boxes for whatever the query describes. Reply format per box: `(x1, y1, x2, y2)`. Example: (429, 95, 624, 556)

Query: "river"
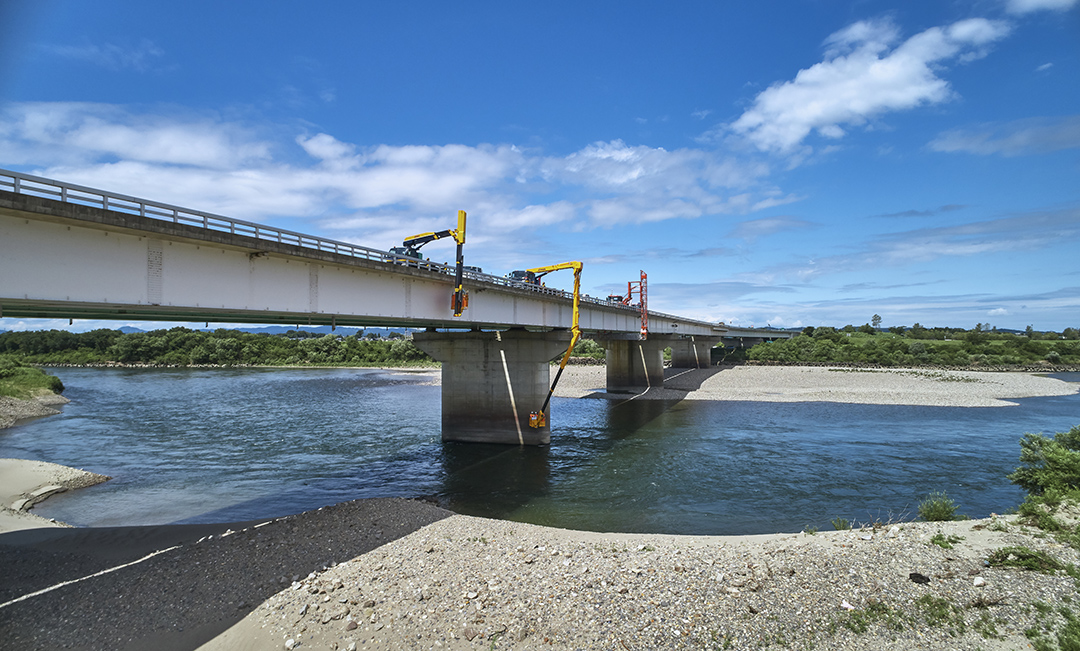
(1, 367, 1077, 535)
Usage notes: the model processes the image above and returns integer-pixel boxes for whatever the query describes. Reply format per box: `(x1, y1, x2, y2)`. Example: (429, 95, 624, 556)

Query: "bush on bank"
(0, 328, 436, 367)
(0, 355, 64, 398)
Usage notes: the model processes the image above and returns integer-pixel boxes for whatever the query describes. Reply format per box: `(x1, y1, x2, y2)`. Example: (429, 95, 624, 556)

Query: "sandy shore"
(551, 364, 1079, 406)
(0, 458, 110, 533)
(1, 365, 1077, 649)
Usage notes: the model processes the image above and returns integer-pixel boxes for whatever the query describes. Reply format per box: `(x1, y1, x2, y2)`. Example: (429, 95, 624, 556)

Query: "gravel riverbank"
(551, 364, 1078, 406)
(0, 393, 69, 430)
(203, 512, 1077, 651)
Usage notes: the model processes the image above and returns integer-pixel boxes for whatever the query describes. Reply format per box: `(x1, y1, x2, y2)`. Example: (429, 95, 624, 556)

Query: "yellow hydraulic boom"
(527, 261, 582, 429)
(401, 210, 469, 316)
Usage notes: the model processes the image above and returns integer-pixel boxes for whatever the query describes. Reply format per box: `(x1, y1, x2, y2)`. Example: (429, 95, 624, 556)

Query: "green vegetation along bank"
(747, 323, 1080, 368)
(0, 328, 435, 367)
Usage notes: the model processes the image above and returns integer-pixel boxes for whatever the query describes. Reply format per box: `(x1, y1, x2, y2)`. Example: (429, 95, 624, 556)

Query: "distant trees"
(0, 328, 436, 367)
(747, 323, 1080, 367)
(872, 314, 882, 330)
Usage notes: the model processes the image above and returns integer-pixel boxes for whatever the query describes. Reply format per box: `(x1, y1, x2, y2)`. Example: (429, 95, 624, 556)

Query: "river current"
(2, 367, 1078, 535)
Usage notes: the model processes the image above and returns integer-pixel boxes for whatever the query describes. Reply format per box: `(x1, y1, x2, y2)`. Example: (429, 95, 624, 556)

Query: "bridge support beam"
(670, 336, 722, 368)
(412, 329, 571, 445)
(600, 336, 669, 392)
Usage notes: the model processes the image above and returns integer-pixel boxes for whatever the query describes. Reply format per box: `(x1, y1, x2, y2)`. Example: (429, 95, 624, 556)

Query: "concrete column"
(670, 336, 722, 368)
(412, 329, 571, 445)
(602, 337, 667, 392)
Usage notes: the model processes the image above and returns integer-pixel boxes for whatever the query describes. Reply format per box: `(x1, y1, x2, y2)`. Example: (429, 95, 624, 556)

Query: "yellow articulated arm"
(402, 210, 469, 317)
(526, 261, 582, 429)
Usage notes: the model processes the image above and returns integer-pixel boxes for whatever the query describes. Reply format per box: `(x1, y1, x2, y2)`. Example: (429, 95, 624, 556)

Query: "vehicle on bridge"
(507, 270, 541, 285)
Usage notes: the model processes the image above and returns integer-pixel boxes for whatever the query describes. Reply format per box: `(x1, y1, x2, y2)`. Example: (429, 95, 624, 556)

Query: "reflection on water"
(0, 367, 1077, 535)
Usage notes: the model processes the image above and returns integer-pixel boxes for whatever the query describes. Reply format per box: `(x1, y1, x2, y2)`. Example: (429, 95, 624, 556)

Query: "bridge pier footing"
(670, 336, 722, 368)
(412, 329, 571, 445)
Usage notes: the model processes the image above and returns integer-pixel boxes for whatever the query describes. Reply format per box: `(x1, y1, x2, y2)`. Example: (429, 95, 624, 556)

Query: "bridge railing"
(1, 168, 704, 320)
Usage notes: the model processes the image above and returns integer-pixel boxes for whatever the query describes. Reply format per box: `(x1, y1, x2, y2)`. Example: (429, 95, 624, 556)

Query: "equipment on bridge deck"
(606, 271, 649, 340)
(400, 210, 469, 317)
(526, 261, 583, 429)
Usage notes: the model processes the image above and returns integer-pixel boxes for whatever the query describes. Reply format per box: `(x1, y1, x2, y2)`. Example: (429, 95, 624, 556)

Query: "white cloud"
(729, 18, 1011, 155)
(0, 102, 270, 169)
(0, 102, 797, 255)
(929, 115, 1080, 156)
(1005, 0, 1078, 14)
(988, 308, 1010, 316)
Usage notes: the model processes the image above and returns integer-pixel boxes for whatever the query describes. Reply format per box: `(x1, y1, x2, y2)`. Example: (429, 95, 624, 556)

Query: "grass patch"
(987, 546, 1064, 573)
(0, 356, 64, 399)
(919, 491, 961, 521)
(929, 533, 964, 549)
(915, 595, 966, 636)
(841, 602, 907, 634)
(831, 517, 852, 531)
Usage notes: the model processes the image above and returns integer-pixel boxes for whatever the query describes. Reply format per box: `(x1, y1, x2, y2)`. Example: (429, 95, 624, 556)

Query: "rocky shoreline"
(0, 393, 69, 430)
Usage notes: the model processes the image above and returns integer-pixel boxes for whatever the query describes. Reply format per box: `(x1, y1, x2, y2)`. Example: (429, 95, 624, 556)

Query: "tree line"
(0, 328, 435, 367)
(747, 324, 1080, 367)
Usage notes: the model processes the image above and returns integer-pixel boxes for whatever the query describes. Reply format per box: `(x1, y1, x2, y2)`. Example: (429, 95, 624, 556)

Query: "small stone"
(840, 599, 855, 611)
(467, 591, 479, 599)
(285, 639, 296, 650)
(973, 577, 986, 587)
(860, 534, 873, 541)
(346, 620, 358, 631)
(347, 644, 356, 651)
(463, 627, 479, 641)
(909, 572, 931, 584)
(299, 604, 308, 616)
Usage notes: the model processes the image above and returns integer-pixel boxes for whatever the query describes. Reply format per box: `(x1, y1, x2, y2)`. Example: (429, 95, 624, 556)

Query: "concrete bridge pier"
(412, 328, 571, 445)
(600, 335, 669, 392)
(670, 336, 722, 368)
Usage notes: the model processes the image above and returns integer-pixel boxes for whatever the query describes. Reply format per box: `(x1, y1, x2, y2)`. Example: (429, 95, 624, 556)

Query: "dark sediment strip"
(0, 497, 451, 651)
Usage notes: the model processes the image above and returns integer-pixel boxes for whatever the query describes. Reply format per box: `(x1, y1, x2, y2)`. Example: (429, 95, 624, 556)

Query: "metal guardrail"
(0, 167, 692, 318)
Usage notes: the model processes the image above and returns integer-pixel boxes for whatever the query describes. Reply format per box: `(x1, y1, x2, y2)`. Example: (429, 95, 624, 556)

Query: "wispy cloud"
(725, 17, 1011, 156)
(874, 204, 967, 218)
(728, 216, 816, 242)
(40, 39, 166, 72)
(1005, 0, 1078, 14)
(929, 115, 1080, 156)
(745, 207, 1080, 286)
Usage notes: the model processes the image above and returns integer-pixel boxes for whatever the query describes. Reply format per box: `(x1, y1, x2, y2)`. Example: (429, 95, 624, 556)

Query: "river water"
(2, 368, 1078, 535)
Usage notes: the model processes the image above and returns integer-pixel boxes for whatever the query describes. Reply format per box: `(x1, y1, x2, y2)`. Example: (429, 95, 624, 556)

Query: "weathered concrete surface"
(413, 329, 571, 445)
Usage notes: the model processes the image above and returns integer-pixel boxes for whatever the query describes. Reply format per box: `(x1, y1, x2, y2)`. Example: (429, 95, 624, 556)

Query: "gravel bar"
(204, 512, 1078, 651)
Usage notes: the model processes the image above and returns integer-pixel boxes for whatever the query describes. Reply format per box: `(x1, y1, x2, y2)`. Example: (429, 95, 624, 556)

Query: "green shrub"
(1010, 426, 1080, 497)
(919, 491, 960, 521)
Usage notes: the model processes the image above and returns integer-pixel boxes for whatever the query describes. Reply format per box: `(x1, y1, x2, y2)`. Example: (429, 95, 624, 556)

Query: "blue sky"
(2, 0, 1078, 332)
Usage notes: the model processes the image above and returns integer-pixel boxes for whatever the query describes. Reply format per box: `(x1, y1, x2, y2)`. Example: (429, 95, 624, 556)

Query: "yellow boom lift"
(526, 261, 582, 429)
(399, 210, 469, 317)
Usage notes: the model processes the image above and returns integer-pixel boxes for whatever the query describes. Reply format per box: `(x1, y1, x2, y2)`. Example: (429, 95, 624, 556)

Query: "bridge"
(0, 169, 791, 444)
